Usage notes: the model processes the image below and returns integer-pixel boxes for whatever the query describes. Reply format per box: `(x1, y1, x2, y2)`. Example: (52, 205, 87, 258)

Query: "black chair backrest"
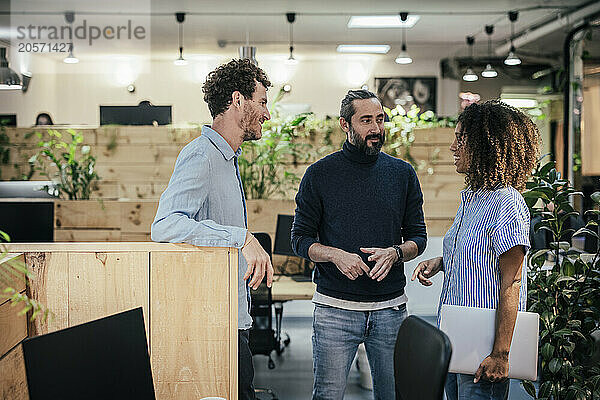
(250, 232, 273, 327)
(22, 307, 155, 400)
(394, 315, 452, 400)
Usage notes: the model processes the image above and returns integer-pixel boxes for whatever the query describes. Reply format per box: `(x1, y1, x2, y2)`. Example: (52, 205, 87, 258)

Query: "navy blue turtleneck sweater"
(291, 140, 427, 302)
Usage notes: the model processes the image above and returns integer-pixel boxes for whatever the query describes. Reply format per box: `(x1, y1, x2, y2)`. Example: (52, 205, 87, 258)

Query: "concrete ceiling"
(0, 0, 596, 62)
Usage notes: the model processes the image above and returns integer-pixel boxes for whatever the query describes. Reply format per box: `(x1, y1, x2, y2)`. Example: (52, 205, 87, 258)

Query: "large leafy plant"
(28, 129, 100, 199)
(384, 104, 456, 171)
(239, 113, 312, 200)
(522, 160, 600, 400)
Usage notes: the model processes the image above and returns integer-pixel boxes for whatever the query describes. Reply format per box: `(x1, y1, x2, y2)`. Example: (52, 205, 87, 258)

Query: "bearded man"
(152, 58, 274, 400)
(291, 89, 427, 400)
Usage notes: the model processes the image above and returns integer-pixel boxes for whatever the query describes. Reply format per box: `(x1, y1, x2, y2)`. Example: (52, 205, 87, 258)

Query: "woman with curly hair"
(411, 100, 540, 400)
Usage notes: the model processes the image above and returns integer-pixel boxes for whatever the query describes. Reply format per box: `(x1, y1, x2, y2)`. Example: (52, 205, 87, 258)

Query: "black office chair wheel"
(283, 333, 290, 347)
(268, 356, 275, 369)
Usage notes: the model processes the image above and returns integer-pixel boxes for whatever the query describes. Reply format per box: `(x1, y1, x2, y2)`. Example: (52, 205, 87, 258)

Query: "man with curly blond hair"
(413, 100, 540, 400)
(152, 59, 274, 400)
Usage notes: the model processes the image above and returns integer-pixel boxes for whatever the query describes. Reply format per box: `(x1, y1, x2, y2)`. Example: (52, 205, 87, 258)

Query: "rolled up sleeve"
(492, 194, 530, 257)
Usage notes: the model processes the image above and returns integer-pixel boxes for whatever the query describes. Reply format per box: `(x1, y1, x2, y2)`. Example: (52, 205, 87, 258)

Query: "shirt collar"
(202, 125, 242, 161)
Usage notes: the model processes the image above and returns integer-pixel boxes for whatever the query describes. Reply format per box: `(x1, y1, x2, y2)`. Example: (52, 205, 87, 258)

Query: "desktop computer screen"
(273, 214, 313, 281)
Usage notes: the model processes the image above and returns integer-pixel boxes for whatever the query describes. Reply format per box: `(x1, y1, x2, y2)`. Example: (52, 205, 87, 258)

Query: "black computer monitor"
(273, 214, 313, 281)
(0, 202, 53, 242)
(100, 104, 172, 125)
(273, 214, 296, 257)
(22, 307, 155, 400)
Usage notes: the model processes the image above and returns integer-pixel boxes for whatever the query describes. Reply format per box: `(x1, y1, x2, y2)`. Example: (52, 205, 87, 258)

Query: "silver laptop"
(439, 304, 539, 381)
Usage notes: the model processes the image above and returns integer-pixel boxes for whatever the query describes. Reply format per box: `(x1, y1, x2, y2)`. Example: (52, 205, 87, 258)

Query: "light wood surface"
(0, 296, 27, 358)
(272, 275, 316, 301)
(582, 85, 600, 175)
(0, 344, 28, 400)
(151, 250, 232, 398)
(1, 243, 238, 400)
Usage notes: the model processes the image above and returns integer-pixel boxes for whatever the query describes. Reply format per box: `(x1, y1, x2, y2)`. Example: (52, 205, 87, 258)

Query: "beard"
(240, 103, 262, 142)
(349, 126, 385, 156)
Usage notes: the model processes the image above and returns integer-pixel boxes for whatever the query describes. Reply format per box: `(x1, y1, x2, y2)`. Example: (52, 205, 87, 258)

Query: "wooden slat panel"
(96, 145, 181, 165)
(121, 232, 152, 242)
(412, 127, 455, 145)
(67, 252, 149, 338)
(95, 164, 176, 181)
(0, 254, 26, 298)
(4, 127, 96, 146)
(426, 218, 454, 237)
(54, 229, 121, 242)
(96, 126, 199, 145)
(0, 293, 27, 358)
(120, 201, 159, 233)
(55, 201, 120, 229)
(247, 199, 296, 241)
(151, 250, 232, 400)
(25, 252, 69, 335)
(0, 344, 28, 400)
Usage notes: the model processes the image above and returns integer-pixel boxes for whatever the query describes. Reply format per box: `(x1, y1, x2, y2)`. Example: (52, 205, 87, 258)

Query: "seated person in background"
(35, 113, 53, 126)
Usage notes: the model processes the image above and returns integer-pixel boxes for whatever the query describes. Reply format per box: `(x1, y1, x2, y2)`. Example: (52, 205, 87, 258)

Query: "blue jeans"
(312, 303, 407, 400)
(445, 373, 509, 400)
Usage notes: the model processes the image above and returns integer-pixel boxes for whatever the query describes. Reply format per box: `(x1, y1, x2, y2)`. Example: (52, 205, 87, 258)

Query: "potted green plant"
(28, 129, 100, 199)
(522, 160, 600, 400)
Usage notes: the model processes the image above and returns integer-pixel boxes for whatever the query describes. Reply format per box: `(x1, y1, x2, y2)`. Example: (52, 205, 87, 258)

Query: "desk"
(271, 275, 315, 301)
(267, 275, 315, 354)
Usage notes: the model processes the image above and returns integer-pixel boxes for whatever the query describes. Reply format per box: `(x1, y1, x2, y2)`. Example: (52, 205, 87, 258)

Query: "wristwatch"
(392, 245, 404, 263)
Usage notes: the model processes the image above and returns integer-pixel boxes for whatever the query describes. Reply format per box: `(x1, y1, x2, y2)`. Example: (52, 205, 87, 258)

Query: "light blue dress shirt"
(438, 186, 530, 323)
(151, 125, 252, 330)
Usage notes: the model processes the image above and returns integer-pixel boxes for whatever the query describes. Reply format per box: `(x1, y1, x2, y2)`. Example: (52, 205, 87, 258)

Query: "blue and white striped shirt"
(438, 186, 530, 321)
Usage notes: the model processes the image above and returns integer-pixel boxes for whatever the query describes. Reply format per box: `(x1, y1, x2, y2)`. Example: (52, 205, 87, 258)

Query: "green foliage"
(0, 230, 51, 323)
(384, 104, 456, 171)
(28, 129, 100, 200)
(239, 113, 312, 199)
(522, 158, 600, 399)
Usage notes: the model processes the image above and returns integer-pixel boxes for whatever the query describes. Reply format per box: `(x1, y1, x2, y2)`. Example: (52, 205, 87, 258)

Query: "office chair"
(249, 232, 279, 370)
(394, 315, 452, 400)
(250, 232, 280, 400)
(21, 307, 155, 400)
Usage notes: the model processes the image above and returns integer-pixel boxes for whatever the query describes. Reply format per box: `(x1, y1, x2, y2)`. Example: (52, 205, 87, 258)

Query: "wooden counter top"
(5, 242, 231, 252)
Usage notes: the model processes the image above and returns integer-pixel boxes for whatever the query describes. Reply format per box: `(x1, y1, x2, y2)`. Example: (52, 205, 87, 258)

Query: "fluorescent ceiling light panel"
(501, 98, 538, 108)
(348, 15, 420, 28)
(336, 45, 391, 54)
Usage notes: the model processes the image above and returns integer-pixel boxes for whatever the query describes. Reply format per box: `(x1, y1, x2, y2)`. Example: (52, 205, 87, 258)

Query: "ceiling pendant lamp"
(285, 12, 298, 65)
(63, 47, 79, 64)
(239, 27, 258, 65)
(63, 12, 78, 64)
(481, 25, 497, 78)
(504, 11, 521, 66)
(463, 36, 478, 81)
(395, 12, 412, 64)
(0, 48, 22, 90)
(174, 12, 188, 66)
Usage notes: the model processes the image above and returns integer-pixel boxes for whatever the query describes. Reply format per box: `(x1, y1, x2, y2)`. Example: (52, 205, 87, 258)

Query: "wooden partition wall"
(0, 243, 238, 400)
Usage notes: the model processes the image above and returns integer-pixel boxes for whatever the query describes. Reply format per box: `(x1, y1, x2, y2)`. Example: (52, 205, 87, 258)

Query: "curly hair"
(457, 100, 540, 192)
(202, 59, 272, 118)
